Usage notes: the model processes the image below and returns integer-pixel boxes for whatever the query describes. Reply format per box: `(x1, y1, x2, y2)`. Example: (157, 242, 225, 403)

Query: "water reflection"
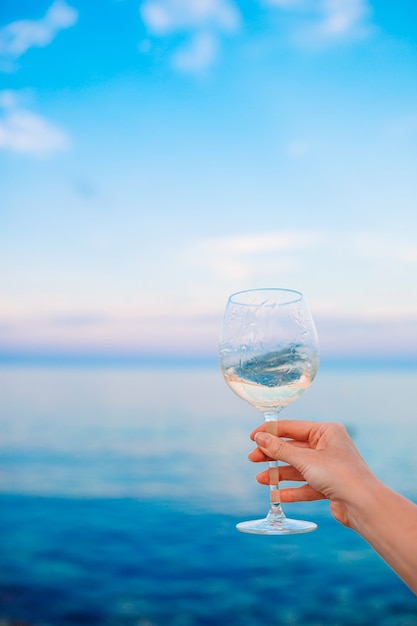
(1, 365, 416, 508)
(1, 365, 417, 625)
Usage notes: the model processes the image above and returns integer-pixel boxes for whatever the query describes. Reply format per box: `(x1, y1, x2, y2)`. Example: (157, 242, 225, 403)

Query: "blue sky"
(1, 0, 417, 363)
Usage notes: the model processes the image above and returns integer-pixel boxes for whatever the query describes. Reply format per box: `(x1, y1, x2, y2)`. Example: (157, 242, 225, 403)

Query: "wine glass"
(219, 288, 320, 535)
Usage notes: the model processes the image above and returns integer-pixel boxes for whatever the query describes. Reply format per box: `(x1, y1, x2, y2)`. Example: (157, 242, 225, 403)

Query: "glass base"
(236, 515, 317, 535)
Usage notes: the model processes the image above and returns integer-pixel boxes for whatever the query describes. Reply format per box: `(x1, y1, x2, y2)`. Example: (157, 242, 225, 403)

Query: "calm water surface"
(0, 365, 417, 625)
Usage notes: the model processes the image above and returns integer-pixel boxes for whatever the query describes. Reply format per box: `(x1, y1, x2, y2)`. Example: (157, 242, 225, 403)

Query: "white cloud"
(266, 0, 303, 7)
(179, 229, 417, 326)
(0, 0, 78, 70)
(2, 226, 417, 360)
(184, 230, 325, 285)
(318, 0, 370, 38)
(200, 230, 323, 254)
(0, 91, 70, 155)
(141, 0, 238, 34)
(264, 0, 372, 46)
(140, 0, 240, 73)
(351, 232, 417, 265)
(139, 0, 372, 73)
(172, 31, 218, 72)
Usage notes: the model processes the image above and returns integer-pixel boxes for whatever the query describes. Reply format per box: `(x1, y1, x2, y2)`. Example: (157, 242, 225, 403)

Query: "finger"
(278, 420, 319, 441)
(250, 420, 278, 441)
(249, 438, 311, 464)
(256, 465, 305, 484)
(256, 469, 270, 485)
(284, 440, 311, 449)
(279, 465, 305, 482)
(250, 420, 319, 442)
(255, 474, 325, 501)
(248, 447, 272, 463)
(279, 484, 326, 503)
(250, 433, 311, 452)
(254, 431, 314, 469)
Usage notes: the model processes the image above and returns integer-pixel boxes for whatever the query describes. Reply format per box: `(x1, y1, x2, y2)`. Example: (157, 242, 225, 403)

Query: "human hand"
(249, 420, 417, 593)
(249, 420, 377, 528)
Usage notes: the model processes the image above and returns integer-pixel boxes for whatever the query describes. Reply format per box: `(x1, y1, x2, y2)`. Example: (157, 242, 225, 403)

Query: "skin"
(249, 420, 417, 595)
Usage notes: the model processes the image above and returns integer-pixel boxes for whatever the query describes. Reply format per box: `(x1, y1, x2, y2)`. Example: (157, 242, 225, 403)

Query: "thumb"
(254, 431, 304, 467)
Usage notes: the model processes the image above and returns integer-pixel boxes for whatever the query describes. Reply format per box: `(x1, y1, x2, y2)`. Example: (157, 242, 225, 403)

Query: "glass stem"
(264, 411, 286, 521)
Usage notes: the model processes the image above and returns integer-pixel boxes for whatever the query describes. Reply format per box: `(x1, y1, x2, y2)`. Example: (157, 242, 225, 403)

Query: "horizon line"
(0, 350, 416, 370)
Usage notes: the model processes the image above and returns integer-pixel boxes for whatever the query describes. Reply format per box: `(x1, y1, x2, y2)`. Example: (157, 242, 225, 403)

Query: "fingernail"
(254, 432, 271, 447)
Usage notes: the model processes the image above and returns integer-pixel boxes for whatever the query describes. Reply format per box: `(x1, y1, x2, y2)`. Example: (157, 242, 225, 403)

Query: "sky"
(1, 0, 417, 365)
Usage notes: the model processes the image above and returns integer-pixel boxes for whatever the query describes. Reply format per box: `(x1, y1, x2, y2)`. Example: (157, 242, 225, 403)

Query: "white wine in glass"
(219, 288, 320, 534)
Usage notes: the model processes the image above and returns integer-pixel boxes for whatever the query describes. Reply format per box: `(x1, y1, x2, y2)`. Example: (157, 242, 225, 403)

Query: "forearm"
(348, 477, 417, 595)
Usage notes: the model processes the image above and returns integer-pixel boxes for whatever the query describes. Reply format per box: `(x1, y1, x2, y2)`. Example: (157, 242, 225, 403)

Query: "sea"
(1, 362, 417, 625)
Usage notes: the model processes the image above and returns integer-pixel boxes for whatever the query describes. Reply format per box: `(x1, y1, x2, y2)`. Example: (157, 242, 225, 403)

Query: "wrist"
(343, 472, 386, 533)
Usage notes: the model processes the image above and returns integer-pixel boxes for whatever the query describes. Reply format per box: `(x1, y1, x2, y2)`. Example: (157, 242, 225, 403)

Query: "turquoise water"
(1, 365, 417, 624)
